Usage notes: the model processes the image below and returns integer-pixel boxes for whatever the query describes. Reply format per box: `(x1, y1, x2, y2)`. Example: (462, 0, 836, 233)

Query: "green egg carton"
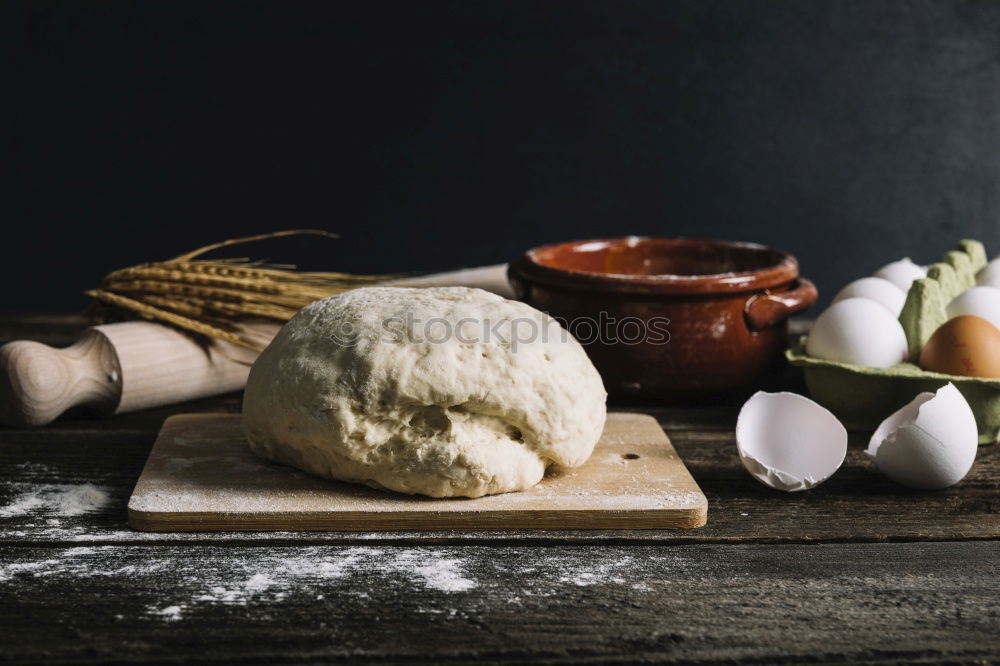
(786, 239, 1000, 444)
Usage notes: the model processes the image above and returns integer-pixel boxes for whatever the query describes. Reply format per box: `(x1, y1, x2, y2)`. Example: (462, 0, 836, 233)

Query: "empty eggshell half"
(736, 391, 848, 492)
(865, 383, 978, 490)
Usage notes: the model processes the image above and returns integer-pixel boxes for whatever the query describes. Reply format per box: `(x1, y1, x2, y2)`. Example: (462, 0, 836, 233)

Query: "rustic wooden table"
(2, 315, 998, 664)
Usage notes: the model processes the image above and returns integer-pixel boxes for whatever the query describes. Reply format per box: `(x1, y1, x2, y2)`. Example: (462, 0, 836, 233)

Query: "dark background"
(10, 0, 1000, 313)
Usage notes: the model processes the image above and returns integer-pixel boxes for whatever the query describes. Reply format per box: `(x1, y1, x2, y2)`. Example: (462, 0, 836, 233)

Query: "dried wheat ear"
(87, 229, 395, 351)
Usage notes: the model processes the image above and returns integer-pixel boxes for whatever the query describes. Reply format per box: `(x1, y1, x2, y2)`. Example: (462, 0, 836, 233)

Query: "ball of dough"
(242, 286, 607, 498)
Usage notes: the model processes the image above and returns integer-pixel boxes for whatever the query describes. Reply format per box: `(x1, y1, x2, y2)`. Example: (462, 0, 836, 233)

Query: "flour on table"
(556, 555, 634, 586)
(0, 545, 477, 617)
(148, 605, 185, 621)
(13, 462, 57, 475)
(192, 547, 476, 605)
(0, 483, 111, 517)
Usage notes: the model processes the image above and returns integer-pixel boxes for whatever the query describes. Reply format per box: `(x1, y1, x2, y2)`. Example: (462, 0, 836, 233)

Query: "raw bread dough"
(242, 286, 607, 498)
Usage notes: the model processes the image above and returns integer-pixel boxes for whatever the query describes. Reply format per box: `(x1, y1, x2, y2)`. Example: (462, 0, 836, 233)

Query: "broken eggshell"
(736, 391, 848, 492)
(865, 383, 978, 490)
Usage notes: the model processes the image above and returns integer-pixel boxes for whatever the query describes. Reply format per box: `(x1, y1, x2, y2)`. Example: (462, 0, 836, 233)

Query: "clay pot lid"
(510, 237, 800, 295)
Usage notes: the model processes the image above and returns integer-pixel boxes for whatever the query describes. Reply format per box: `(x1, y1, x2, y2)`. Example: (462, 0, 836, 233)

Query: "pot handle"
(744, 278, 818, 331)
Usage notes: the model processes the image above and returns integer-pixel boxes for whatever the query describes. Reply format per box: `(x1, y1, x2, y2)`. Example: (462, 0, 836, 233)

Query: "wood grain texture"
(0, 542, 997, 664)
(386, 263, 513, 298)
(101, 321, 263, 414)
(1, 392, 997, 545)
(0, 328, 120, 427)
(2, 315, 999, 664)
(127, 413, 707, 531)
(0, 320, 262, 427)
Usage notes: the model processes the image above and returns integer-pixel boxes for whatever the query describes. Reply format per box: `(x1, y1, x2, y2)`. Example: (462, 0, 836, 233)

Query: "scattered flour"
(192, 547, 476, 606)
(392, 550, 477, 592)
(63, 546, 98, 556)
(0, 541, 674, 626)
(0, 545, 167, 583)
(0, 559, 62, 581)
(0, 544, 478, 618)
(0, 483, 112, 518)
(14, 462, 57, 475)
(556, 556, 633, 586)
(149, 604, 185, 621)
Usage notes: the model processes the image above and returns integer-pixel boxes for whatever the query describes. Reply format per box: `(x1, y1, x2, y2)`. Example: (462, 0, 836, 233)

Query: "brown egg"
(919, 315, 1000, 378)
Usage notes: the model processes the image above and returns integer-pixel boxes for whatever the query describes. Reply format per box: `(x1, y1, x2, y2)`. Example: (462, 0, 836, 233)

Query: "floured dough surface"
(242, 286, 607, 498)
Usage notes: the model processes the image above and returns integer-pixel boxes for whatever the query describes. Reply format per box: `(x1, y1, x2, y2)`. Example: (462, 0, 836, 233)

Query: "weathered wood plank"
(0, 542, 997, 664)
(2, 313, 998, 544)
(2, 412, 997, 545)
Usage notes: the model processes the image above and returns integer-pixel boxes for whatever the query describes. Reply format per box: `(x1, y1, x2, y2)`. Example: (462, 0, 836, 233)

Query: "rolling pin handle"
(0, 330, 122, 428)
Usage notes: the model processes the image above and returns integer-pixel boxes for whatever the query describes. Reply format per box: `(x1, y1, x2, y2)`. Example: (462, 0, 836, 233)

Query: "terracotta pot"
(507, 237, 818, 399)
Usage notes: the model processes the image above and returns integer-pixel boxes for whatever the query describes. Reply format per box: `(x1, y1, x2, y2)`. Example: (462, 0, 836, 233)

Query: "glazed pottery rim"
(510, 236, 800, 294)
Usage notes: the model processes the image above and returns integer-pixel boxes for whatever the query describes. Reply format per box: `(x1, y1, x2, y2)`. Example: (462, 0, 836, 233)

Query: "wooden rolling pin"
(0, 265, 511, 428)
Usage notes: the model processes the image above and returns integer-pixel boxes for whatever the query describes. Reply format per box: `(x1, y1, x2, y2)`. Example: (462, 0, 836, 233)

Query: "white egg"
(976, 258, 1000, 288)
(866, 383, 977, 489)
(873, 257, 927, 292)
(805, 298, 909, 368)
(736, 391, 847, 492)
(832, 277, 906, 316)
(945, 285, 1000, 330)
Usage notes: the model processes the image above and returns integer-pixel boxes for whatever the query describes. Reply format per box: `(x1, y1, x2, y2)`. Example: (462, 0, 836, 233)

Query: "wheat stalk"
(87, 230, 396, 351)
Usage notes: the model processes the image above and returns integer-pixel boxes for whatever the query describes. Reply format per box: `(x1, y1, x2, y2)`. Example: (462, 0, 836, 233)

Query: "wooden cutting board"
(127, 412, 707, 531)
